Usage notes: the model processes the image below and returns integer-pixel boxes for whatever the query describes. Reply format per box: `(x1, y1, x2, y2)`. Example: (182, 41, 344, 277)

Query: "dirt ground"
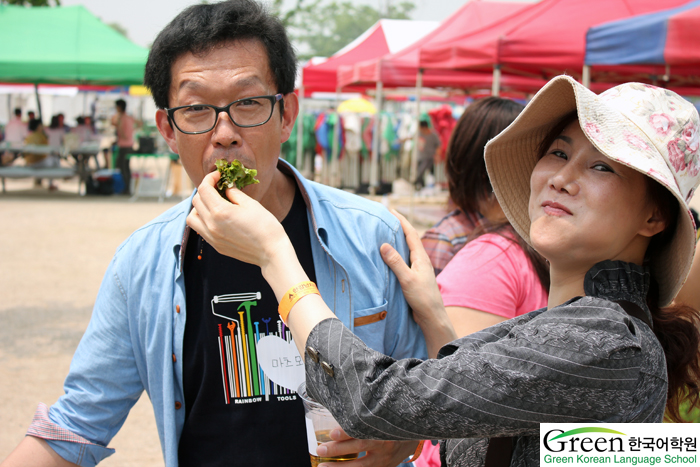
(0, 179, 177, 466)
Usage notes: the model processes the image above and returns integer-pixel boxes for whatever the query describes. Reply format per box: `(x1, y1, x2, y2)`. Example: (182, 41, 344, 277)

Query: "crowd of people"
(0, 102, 137, 192)
(2, 1, 700, 467)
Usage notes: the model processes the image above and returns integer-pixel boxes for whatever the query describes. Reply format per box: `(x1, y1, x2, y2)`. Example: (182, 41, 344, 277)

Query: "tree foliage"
(107, 22, 129, 38)
(272, 0, 415, 59)
(1, 0, 60, 5)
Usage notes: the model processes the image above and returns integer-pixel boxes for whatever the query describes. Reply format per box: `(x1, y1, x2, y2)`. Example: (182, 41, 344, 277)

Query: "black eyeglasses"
(166, 94, 284, 135)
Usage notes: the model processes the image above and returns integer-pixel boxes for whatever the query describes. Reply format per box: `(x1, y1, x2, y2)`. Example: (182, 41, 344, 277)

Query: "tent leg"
(491, 65, 501, 97)
(296, 84, 305, 174)
(370, 81, 383, 195)
(582, 65, 591, 88)
(330, 86, 342, 188)
(34, 83, 43, 122)
(410, 69, 423, 187)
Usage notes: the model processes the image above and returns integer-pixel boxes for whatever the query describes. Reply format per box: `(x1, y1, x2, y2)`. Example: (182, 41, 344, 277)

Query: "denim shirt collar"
(583, 260, 653, 325)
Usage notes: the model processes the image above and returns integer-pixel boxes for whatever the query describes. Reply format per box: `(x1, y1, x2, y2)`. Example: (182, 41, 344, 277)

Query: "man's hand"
(315, 428, 419, 467)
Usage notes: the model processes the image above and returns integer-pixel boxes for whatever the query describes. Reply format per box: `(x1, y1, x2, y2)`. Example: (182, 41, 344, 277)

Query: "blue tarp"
(585, 0, 700, 65)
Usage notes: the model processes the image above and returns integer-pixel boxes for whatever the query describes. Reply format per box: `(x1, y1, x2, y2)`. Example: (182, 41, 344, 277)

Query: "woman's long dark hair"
(539, 111, 700, 422)
(446, 97, 549, 291)
(645, 179, 700, 423)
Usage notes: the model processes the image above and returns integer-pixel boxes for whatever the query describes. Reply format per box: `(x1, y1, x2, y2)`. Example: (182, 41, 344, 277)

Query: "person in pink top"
(421, 98, 524, 275)
(111, 98, 135, 194)
(4, 108, 28, 144)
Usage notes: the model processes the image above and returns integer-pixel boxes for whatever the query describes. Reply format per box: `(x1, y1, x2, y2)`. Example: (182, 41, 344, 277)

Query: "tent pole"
(410, 69, 423, 187)
(330, 86, 341, 187)
(582, 65, 591, 88)
(370, 79, 383, 195)
(296, 83, 305, 173)
(491, 65, 501, 97)
(410, 68, 424, 223)
(34, 83, 42, 122)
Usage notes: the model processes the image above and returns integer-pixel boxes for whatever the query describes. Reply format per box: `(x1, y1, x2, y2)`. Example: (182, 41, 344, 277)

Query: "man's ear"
(640, 206, 668, 238)
(280, 92, 299, 144)
(155, 109, 179, 154)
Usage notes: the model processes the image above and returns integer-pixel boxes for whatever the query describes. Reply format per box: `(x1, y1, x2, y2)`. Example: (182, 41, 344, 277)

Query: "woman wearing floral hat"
(188, 75, 700, 467)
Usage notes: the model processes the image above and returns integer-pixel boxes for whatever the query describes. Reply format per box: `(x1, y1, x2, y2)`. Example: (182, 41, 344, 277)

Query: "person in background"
(422, 98, 524, 275)
(111, 98, 135, 194)
(45, 115, 65, 148)
(4, 108, 28, 144)
(23, 118, 47, 158)
(24, 118, 58, 190)
(2, 108, 28, 165)
(57, 113, 71, 132)
(72, 116, 96, 144)
(27, 111, 36, 122)
(413, 119, 440, 190)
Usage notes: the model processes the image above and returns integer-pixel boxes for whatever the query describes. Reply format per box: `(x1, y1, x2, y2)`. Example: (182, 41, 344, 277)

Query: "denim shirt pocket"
(352, 300, 389, 353)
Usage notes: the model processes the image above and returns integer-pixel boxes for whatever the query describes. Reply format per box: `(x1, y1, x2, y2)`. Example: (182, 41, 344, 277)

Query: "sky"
(59, 0, 512, 50)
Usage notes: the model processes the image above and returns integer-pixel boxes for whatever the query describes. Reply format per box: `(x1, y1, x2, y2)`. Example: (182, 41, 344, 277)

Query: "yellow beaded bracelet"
(407, 440, 426, 463)
(278, 281, 320, 324)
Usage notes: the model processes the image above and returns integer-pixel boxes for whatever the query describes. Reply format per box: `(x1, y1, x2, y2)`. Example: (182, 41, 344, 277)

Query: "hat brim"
(485, 75, 696, 306)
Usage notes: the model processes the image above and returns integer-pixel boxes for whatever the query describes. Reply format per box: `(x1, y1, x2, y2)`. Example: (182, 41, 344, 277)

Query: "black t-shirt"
(179, 186, 317, 467)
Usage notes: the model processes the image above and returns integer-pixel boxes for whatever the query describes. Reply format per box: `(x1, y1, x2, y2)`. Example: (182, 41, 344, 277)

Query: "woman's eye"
(550, 150, 567, 160)
(592, 163, 614, 172)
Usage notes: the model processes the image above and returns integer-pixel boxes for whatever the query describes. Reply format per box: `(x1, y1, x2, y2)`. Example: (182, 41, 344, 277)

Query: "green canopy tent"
(0, 4, 149, 118)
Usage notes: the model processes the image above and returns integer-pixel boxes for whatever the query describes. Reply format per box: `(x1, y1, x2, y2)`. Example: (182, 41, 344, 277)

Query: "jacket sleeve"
(304, 307, 655, 442)
(31, 255, 145, 466)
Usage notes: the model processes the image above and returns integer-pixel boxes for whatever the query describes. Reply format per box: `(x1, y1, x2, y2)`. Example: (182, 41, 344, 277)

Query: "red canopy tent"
(419, 0, 692, 94)
(336, 0, 532, 90)
(300, 19, 438, 96)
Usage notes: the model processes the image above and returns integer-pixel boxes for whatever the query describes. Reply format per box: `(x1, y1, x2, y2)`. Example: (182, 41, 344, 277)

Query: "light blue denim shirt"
(36, 159, 427, 466)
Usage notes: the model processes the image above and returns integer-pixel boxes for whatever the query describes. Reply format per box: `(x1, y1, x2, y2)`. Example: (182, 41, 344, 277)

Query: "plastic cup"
(298, 382, 359, 466)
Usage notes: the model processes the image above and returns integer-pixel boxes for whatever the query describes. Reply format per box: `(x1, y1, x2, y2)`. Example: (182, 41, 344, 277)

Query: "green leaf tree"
(0, 0, 61, 5)
(107, 22, 129, 38)
(275, 0, 415, 59)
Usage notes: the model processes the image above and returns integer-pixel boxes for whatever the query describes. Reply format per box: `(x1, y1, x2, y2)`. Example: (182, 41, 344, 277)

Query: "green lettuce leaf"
(215, 159, 260, 198)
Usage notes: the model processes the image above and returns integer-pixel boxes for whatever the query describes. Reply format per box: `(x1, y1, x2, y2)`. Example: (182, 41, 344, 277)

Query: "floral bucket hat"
(485, 75, 700, 306)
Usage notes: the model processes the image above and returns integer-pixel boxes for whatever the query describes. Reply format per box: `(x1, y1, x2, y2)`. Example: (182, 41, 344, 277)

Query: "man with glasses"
(2, 2, 426, 467)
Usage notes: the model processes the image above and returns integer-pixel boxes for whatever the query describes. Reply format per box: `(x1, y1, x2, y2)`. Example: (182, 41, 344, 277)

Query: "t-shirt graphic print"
(210, 290, 304, 404)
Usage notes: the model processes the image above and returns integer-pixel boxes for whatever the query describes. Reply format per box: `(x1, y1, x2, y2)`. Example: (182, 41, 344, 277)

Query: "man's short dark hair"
(14, 108, 21, 117)
(115, 99, 127, 112)
(144, 0, 297, 110)
(28, 118, 42, 132)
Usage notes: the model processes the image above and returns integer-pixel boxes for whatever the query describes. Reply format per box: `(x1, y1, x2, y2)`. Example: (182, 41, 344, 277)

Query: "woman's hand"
(380, 210, 457, 357)
(316, 428, 419, 467)
(186, 170, 291, 270)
